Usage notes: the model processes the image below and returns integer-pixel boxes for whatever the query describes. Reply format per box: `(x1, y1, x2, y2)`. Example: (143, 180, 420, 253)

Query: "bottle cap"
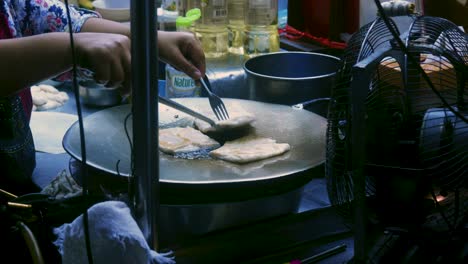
(176, 8, 201, 27)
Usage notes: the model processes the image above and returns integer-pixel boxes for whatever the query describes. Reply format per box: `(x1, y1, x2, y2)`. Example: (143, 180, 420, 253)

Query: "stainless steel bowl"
(79, 80, 122, 107)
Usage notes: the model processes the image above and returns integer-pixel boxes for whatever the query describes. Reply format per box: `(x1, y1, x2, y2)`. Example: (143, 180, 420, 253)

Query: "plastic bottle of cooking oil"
(227, 0, 245, 55)
(165, 8, 202, 98)
(244, 0, 280, 58)
(189, 0, 229, 58)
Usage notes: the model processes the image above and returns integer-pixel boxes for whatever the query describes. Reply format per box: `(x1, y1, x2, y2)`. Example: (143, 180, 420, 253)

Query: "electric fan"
(325, 3, 468, 263)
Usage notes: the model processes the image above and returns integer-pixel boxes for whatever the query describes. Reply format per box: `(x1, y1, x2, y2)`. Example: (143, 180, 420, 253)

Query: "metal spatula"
(158, 96, 216, 126)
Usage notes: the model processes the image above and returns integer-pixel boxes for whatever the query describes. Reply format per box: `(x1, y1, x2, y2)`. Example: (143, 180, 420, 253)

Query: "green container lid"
(176, 8, 201, 27)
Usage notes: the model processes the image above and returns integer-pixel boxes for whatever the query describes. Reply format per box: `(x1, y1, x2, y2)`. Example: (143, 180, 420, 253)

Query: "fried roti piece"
(194, 103, 255, 133)
(159, 127, 220, 154)
(195, 115, 255, 133)
(209, 136, 290, 164)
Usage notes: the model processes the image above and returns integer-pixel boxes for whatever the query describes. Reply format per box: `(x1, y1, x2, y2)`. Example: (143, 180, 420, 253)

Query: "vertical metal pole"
(350, 65, 370, 263)
(130, 0, 160, 250)
(350, 49, 392, 263)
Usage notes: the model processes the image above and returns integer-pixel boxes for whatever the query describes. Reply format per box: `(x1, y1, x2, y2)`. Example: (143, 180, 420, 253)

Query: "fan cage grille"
(326, 15, 468, 229)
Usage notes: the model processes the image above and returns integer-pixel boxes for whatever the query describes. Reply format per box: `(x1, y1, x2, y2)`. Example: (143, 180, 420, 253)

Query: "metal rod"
(158, 96, 217, 126)
(301, 244, 347, 264)
(7, 202, 32, 209)
(17, 221, 45, 264)
(130, 0, 159, 250)
(0, 188, 18, 199)
(350, 60, 374, 263)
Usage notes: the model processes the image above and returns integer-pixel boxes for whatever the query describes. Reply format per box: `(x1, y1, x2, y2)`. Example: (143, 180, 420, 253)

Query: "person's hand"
(157, 31, 206, 80)
(74, 32, 131, 94)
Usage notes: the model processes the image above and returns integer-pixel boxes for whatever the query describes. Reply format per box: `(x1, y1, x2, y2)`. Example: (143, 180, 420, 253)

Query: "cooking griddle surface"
(63, 98, 327, 186)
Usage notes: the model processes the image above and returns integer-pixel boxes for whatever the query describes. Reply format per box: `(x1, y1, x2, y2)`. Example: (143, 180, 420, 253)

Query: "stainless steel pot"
(244, 51, 340, 116)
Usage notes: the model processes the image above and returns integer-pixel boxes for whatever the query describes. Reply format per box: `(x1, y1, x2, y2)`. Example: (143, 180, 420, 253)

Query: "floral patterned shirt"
(0, 0, 98, 191)
(0, 0, 99, 118)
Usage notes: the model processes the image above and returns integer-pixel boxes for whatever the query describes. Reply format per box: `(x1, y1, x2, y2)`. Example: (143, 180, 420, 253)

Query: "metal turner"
(158, 96, 216, 127)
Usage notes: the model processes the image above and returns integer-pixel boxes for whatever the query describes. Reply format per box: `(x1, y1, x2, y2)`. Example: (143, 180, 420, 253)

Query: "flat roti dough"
(195, 115, 255, 133)
(194, 103, 255, 133)
(159, 126, 220, 154)
(209, 136, 291, 164)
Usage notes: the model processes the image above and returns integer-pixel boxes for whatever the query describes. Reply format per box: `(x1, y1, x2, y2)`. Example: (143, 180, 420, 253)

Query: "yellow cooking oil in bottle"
(244, 0, 279, 58)
(227, 0, 246, 55)
(165, 8, 202, 98)
(189, 0, 229, 58)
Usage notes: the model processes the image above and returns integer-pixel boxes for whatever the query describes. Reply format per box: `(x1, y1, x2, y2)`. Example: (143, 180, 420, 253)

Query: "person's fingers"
(110, 36, 130, 87)
(92, 60, 111, 85)
(74, 33, 132, 92)
(157, 31, 205, 80)
(167, 35, 203, 80)
(180, 35, 205, 80)
(107, 62, 124, 88)
(122, 44, 131, 78)
(120, 81, 131, 98)
(186, 39, 206, 79)
(169, 52, 202, 80)
(120, 80, 131, 98)
(120, 49, 132, 96)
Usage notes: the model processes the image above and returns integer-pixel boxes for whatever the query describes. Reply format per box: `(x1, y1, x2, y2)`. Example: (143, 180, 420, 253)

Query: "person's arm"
(0, 33, 72, 96)
(0, 0, 101, 96)
(0, 31, 130, 97)
(81, 17, 131, 37)
(81, 18, 206, 80)
(0, 0, 204, 96)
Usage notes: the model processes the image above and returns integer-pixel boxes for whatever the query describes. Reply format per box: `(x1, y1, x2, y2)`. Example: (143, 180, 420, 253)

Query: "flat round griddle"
(63, 98, 326, 191)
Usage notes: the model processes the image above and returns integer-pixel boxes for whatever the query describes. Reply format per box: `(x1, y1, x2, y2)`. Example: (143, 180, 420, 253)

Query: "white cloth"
(53, 201, 175, 264)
